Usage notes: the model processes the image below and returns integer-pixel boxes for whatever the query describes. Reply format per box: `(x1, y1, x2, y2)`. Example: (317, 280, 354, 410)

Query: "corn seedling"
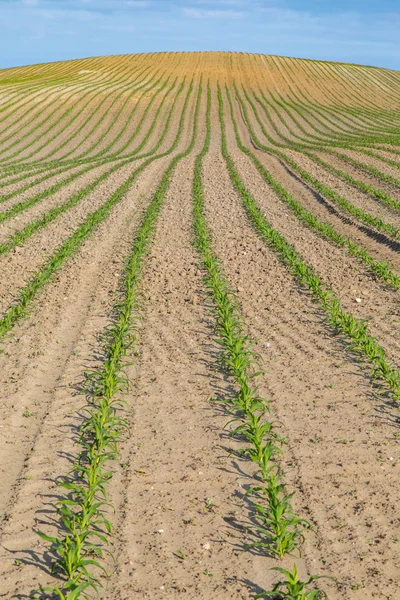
(255, 566, 331, 599)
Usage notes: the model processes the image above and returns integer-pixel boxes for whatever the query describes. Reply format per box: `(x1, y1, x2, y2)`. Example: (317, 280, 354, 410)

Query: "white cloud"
(183, 7, 244, 19)
(37, 7, 100, 21)
(190, 0, 247, 4)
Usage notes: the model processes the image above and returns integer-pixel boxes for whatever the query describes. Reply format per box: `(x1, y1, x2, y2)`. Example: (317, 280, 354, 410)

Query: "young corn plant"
(230, 410, 285, 480)
(255, 566, 330, 600)
(247, 478, 310, 559)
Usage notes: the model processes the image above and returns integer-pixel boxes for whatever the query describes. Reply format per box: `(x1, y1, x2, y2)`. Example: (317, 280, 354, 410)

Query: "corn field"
(0, 52, 400, 599)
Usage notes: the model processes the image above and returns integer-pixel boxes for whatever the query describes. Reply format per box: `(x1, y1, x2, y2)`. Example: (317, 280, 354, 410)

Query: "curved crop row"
(0, 74, 181, 228)
(225, 86, 400, 289)
(0, 69, 171, 189)
(219, 85, 400, 404)
(238, 87, 400, 241)
(0, 62, 137, 159)
(0, 78, 195, 338)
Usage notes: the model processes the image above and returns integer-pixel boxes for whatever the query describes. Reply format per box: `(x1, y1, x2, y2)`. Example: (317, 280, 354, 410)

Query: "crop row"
(0, 69, 181, 183)
(225, 87, 400, 289)
(236, 87, 400, 242)
(0, 78, 195, 338)
(0, 73, 181, 233)
(241, 87, 400, 215)
(0, 55, 180, 172)
(0, 69, 172, 188)
(219, 85, 400, 405)
(0, 62, 160, 166)
(0, 66, 136, 162)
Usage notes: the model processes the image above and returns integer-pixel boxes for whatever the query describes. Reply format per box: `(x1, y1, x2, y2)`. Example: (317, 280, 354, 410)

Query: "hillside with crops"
(0, 51, 400, 599)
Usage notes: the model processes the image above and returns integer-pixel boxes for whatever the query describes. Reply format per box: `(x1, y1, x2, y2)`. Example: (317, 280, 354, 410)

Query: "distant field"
(0, 51, 400, 599)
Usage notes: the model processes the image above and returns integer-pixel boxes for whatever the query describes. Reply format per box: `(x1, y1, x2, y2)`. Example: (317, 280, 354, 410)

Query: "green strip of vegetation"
(33, 79, 203, 600)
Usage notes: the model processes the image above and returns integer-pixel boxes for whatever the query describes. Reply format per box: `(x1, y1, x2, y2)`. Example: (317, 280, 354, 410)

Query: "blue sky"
(0, 0, 399, 70)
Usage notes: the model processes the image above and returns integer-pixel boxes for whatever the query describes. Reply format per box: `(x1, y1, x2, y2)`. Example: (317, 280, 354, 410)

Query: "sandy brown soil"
(1, 53, 400, 600)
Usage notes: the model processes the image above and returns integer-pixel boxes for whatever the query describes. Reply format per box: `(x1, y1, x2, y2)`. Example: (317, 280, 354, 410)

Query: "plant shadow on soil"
(273, 152, 400, 254)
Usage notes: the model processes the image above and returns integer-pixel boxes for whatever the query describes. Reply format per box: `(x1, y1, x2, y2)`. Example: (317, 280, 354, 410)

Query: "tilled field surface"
(0, 52, 400, 600)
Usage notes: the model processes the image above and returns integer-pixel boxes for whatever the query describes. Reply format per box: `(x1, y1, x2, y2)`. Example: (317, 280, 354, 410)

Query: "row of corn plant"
(254, 87, 400, 205)
(267, 86, 400, 174)
(281, 89, 396, 139)
(34, 76, 203, 600)
(254, 83, 397, 161)
(282, 85, 398, 137)
(0, 77, 189, 259)
(259, 82, 400, 173)
(245, 80, 392, 161)
(260, 92, 400, 209)
(0, 77, 118, 162)
(191, 84, 330, 600)
(257, 86, 400, 172)
(269, 84, 400, 169)
(255, 89, 400, 215)
(0, 70, 170, 191)
(60, 70, 159, 161)
(224, 87, 400, 289)
(262, 90, 341, 146)
(319, 148, 400, 189)
(0, 58, 142, 152)
(266, 63, 383, 141)
(0, 57, 142, 163)
(0, 67, 135, 170)
(0, 79, 196, 339)
(0, 75, 180, 226)
(0, 71, 178, 180)
(24, 62, 169, 167)
(273, 91, 368, 141)
(0, 56, 130, 127)
(301, 150, 400, 211)
(251, 58, 400, 179)
(255, 90, 400, 210)
(277, 64, 400, 139)
(271, 57, 382, 129)
(34, 65, 157, 164)
(219, 86, 400, 404)
(1, 55, 182, 175)
(1, 76, 100, 150)
(237, 87, 400, 241)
